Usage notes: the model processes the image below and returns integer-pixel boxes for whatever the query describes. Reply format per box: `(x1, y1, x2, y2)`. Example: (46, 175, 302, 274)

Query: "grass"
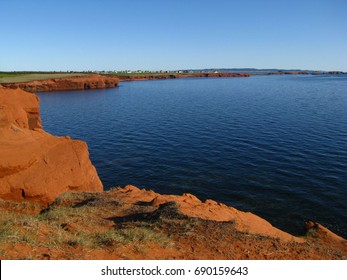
(93, 230, 126, 246)
(39, 206, 84, 221)
(0, 70, 213, 83)
(0, 194, 180, 260)
(0, 72, 87, 83)
(93, 226, 170, 250)
(0, 199, 171, 259)
(0, 220, 17, 242)
(0, 212, 43, 245)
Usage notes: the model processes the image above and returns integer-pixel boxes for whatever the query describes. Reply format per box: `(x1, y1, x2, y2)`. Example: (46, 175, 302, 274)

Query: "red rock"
(117, 73, 250, 81)
(2, 74, 120, 93)
(305, 221, 345, 242)
(0, 87, 103, 205)
(110, 185, 303, 242)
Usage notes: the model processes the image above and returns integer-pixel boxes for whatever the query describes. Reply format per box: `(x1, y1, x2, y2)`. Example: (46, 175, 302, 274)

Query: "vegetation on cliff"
(0, 186, 345, 260)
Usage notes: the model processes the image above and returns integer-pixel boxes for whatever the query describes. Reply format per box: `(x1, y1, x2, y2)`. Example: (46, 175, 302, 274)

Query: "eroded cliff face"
(2, 184, 345, 260)
(111, 185, 302, 242)
(0, 87, 103, 204)
(2, 74, 120, 93)
(117, 73, 250, 81)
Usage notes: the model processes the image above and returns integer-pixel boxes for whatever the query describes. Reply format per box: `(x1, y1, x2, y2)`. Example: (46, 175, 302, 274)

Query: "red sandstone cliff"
(111, 185, 302, 242)
(116, 73, 250, 81)
(1, 184, 345, 260)
(2, 74, 120, 93)
(0, 86, 103, 204)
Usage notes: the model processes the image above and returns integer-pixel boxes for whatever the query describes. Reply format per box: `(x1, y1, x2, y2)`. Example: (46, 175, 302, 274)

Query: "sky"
(1, 0, 346, 71)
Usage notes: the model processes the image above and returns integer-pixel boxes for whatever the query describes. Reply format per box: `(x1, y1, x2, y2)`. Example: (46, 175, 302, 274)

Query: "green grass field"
(0, 72, 86, 84)
(0, 71, 203, 84)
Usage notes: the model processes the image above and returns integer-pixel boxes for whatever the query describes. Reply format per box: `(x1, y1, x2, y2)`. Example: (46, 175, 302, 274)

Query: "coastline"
(0, 79, 346, 260)
(0, 73, 248, 93)
(1, 71, 345, 92)
(1, 74, 120, 93)
(115, 72, 250, 82)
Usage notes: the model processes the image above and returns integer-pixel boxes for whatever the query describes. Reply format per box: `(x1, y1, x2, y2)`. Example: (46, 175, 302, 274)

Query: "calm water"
(38, 75, 347, 237)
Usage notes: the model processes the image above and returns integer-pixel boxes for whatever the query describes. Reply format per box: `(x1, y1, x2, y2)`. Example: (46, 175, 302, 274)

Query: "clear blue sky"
(1, 0, 346, 71)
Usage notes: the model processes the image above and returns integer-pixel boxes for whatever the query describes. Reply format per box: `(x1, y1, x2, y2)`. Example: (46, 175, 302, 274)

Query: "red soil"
(0, 186, 345, 260)
(0, 87, 102, 205)
(117, 73, 250, 81)
(2, 74, 120, 93)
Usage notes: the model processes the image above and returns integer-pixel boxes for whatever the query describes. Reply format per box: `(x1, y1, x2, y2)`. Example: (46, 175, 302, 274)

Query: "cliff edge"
(0, 185, 345, 259)
(0, 86, 103, 204)
(2, 74, 120, 93)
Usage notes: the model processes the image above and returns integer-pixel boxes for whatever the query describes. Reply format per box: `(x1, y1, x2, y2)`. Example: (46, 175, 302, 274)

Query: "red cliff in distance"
(117, 72, 250, 81)
(1, 73, 249, 91)
(0, 86, 103, 204)
(2, 74, 120, 93)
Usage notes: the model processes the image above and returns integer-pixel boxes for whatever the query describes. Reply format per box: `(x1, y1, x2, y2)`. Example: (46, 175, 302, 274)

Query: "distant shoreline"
(1, 70, 346, 86)
(1, 76, 346, 260)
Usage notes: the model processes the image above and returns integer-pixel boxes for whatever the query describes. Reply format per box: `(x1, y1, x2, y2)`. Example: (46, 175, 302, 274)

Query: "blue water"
(38, 75, 347, 237)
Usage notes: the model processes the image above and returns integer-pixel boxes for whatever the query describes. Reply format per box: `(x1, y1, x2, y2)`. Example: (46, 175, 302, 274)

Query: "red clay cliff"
(1, 73, 248, 91)
(0, 184, 345, 259)
(2, 74, 120, 93)
(0, 86, 103, 204)
(117, 72, 250, 81)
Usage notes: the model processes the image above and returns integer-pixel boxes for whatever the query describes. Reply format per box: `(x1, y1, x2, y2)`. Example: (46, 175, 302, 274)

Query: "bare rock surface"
(111, 185, 302, 242)
(1, 186, 345, 259)
(0, 87, 103, 204)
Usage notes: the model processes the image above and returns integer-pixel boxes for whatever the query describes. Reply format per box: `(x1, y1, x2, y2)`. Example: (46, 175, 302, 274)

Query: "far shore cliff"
(116, 72, 250, 81)
(1, 73, 248, 92)
(2, 71, 345, 93)
(1, 74, 120, 93)
(0, 82, 345, 260)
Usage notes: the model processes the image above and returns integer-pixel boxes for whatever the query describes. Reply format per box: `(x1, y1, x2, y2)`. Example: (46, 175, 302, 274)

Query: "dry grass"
(2, 191, 344, 260)
(0, 197, 170, 258)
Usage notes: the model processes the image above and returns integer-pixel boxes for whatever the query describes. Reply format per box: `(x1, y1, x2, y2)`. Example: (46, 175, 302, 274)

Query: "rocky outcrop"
(111, 185, 302, 242)
(202, 73, 250, 78)
(326, 71, 346, 75)
(1, 185, 346, 260)
(0, 87, 103, 204)
(269, 71, 309, 75)
(2, 74, 120, 93)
